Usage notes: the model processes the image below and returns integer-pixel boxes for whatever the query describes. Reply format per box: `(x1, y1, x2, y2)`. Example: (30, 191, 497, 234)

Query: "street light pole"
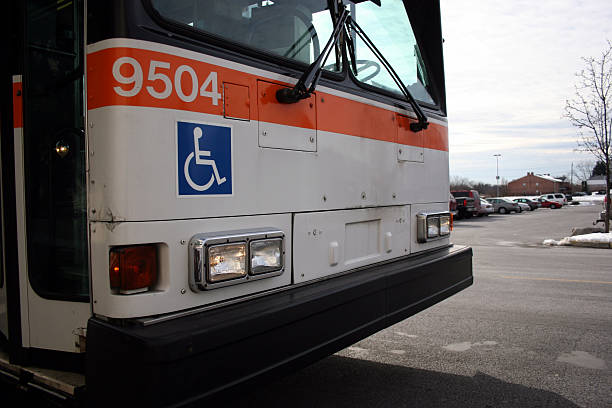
(494, 154, 501, 196)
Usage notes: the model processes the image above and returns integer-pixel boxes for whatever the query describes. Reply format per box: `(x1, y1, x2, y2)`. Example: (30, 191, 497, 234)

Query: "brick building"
(507, 172, 564, 196)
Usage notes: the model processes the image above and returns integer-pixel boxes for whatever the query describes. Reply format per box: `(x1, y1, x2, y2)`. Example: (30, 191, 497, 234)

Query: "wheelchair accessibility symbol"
(177, 121, 232, 196)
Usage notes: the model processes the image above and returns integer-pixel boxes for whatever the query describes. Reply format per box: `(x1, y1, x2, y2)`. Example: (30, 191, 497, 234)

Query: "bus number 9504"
(111, 57, 222, 105)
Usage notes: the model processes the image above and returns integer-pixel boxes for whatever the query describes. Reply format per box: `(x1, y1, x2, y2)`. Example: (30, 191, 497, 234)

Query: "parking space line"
(499, 275, 612, 285)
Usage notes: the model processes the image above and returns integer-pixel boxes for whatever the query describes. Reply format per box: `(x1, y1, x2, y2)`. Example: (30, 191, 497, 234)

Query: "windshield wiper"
(277, 2, 428, 133)
(276, 7, 350, 104)
(345, 18, 428, 132)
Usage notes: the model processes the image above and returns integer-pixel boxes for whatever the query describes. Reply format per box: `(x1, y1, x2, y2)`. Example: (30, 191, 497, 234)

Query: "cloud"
(440, 0, 612, 183)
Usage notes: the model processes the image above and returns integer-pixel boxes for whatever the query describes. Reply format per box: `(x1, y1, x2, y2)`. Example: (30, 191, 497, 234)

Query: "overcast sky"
(439, 0, 612, 184)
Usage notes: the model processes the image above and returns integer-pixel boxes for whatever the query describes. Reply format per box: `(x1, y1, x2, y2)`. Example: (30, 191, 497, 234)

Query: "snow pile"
(572, 195, 605, 204)
(543, 232, 612, 248)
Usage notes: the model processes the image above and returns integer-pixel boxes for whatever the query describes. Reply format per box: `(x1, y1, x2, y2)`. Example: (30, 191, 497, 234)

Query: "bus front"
(1, 1, 472, 406)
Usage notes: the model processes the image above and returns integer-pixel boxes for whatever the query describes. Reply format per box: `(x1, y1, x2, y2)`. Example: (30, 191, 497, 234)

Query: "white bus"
(0, 0, 472, 406)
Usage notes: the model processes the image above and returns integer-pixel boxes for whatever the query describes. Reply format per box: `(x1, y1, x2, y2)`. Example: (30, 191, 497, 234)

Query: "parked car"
(564, 193, 573, 202)
(451, 190, 481, 219)
(451, 190, 482, 212)
(573, 192, 587, 197)
(539, 193, 566, 206)
(513, 197, 538, 211)
(515, 201, 530, 212)
(487, 197, 521, 214)
(478, 199, 494, 216)
(538, 197, 560, 209)
(449, 193, 458, 217)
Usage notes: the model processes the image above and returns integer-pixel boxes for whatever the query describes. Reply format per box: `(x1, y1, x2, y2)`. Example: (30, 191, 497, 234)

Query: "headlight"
(417, 212, 451, 243)
(427, 217, 440, 238)
(189, 229, 285, 291)
(208, 243, 247, 282)
(250, 238, 283, 275)
(439, 216, 451, 236)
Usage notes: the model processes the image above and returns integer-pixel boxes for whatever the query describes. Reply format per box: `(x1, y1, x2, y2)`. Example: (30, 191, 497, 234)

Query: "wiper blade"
(276, 7, 350, 104)
(346, 18, 429, 132)
(277, 2, 428, 133)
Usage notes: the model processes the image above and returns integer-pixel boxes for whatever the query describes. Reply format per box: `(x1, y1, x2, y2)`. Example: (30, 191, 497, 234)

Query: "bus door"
(13, 0, 89, 353)
(0, 172, 6, 340)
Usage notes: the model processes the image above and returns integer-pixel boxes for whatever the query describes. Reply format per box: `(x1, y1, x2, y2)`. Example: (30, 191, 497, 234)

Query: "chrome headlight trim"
(189, 228, 285, 292)
(417, 212, 451, 243)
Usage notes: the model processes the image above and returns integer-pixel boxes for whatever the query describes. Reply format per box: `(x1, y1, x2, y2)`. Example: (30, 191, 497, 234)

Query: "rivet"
(180, 288, 186, 294)
(89, 122, 94, 128)
(392, 193, 397, 199)
(321, 97, 325, 103)
(262, 131, 268, 136)
(361, 192, 367, 200)
(398, 148, 403, 154)
(309, 136, 315, 143)
(309, 103, 313, 108)
(180, 239, 186, 245)
(323, 195, 327, 202)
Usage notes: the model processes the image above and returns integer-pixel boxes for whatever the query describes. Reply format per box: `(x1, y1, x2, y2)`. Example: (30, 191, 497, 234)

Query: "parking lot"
(218, 203, 611, 407)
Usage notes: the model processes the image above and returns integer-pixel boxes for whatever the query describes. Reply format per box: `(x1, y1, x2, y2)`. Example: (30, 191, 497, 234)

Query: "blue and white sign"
(177, 121, 232, 196)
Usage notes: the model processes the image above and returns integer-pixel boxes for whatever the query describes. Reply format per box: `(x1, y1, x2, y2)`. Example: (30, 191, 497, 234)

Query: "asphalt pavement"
(216, 203, 611, 408)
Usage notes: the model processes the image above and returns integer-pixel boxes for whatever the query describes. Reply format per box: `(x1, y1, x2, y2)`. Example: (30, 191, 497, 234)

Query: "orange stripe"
(13, 80, 23, 129)
(257, 80, 317, 129)
(317, 91, 397, 143)
(87, 47, 448, 151)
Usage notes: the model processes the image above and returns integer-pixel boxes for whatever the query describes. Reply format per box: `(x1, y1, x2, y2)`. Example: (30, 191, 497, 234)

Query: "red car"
(538, 198, 560, 209)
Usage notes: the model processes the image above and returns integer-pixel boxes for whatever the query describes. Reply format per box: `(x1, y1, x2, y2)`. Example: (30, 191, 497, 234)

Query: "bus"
(0, 0, 472, 406)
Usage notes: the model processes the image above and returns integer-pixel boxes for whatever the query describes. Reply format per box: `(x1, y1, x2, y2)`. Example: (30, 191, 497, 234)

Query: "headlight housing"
(250, 238, 283, 275)
(427, 217, 440, 238)
(189, 229, 285, 291)
(439, 215, 451, 235)
(208, 243, 247, 283)
(417, 212, 451, 243)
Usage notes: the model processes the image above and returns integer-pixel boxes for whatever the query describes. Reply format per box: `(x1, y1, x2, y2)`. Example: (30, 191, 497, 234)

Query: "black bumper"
(86, 245, 472, 407)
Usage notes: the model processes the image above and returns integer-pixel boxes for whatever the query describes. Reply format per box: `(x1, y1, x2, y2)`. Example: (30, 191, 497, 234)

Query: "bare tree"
(574, 160, 595, 183)
(450, 176, 472, 190)
(498, 177, 509, 196)
(564, 41, 612, 232)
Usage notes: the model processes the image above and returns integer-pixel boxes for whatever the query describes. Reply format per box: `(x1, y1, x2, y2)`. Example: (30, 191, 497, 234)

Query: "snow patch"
(543, 233, 612, 248)
(572, 195, 605, 204)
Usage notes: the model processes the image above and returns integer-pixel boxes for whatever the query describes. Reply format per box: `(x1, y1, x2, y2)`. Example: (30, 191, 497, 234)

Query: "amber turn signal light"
(109, 245, 158, 294)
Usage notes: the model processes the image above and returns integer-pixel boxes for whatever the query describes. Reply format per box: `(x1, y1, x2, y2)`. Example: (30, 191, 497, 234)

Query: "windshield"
(349, 0, 434, 104)
(151, 0, 340, 71)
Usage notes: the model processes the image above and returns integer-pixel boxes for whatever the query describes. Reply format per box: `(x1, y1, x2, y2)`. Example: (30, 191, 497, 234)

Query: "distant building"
(507, 172, 567, 195)
(586, 175, 606, 193)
